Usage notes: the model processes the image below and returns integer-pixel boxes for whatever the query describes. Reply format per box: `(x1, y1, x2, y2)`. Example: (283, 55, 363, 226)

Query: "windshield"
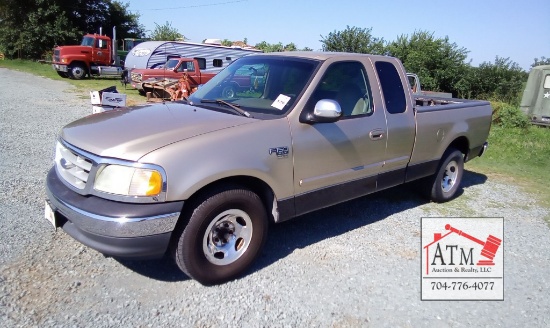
(188, 56, 319, 117)
(81, 36, 94, 47)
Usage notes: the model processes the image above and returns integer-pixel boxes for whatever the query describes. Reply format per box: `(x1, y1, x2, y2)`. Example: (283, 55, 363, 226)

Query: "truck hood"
(56, 45, 92, 56)
(61, 102, 255, 161)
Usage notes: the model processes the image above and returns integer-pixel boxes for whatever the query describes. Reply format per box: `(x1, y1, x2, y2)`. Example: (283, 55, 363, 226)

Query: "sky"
(126, 0, 550, 71)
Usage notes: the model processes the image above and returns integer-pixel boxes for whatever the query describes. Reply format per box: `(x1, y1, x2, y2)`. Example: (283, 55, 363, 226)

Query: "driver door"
(92, 38, 109, 64)
(290, 60, 387, 216)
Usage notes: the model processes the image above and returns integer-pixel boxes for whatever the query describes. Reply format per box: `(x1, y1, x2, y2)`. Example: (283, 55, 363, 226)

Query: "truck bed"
(410, 96, 492, 169)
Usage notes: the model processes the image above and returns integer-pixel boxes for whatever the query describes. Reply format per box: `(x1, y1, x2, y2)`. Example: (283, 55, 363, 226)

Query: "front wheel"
(428, 148, 464, 202)
(221, 85, 236, 98)
(172, 186, 268, 285)
(68, 63, 87, 80)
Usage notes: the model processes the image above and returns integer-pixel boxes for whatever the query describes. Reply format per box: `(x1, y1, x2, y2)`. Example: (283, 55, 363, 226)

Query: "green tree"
(221, 39, 232, 47)
(386, 30, 469, 96)
(284, 43, 297, 51)
(532, 56, 550, 67)
(468, 56, 527, 104)
(149, 21, 184, 41)
(254, 41, 284, 52)
(254, 41, 309, 52)
(0, 0, 144, 59)
(320, 26, 385, 54)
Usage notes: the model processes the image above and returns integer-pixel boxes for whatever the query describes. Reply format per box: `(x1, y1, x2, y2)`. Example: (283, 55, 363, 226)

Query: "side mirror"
(300, 99, 342, 124)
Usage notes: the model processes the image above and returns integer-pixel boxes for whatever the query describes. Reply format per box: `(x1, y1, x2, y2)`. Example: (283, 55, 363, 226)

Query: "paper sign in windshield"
(271, 94, 291, 110)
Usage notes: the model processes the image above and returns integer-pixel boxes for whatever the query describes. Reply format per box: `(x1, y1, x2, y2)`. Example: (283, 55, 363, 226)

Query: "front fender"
(139, 117, 295, 202)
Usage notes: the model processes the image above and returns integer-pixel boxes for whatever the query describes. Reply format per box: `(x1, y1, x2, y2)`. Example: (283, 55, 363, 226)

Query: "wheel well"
(447, 136, 469, 157)
(168, 176, 276, 253)
(183, 176, 276, 223)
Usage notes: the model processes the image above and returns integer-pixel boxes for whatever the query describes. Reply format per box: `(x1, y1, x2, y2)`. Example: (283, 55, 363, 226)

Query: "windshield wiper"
(201, 99, 252, 118)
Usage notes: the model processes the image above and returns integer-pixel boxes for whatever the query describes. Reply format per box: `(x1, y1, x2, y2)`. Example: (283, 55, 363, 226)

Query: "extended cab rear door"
(290, 59, 387, 216)
(370, 59, 416, 190)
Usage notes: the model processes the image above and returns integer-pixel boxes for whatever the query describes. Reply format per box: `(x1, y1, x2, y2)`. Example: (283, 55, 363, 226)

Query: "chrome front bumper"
(52, 64, 68, 72)
(45, 168, 184, 258)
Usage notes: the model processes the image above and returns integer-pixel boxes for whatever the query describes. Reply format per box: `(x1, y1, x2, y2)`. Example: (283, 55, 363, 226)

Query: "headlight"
(61, 58, 67, 63)
(94, 165, 163, 197)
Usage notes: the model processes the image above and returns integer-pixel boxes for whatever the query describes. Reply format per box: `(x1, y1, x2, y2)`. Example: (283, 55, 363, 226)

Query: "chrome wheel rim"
(203, 209, 253, 265)
(441, 160, 458, 193)
(222, 86, 235, 98)
(72, 67, 85, 79)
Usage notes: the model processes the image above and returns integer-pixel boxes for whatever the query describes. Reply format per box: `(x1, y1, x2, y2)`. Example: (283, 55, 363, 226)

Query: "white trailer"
(124, 41, 262, 71)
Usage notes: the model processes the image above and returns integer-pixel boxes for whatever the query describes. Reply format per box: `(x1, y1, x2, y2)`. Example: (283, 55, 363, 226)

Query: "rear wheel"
(428, 148, 464, 202)
(172, 186, 268, 285)
(68, 63, 87, 79)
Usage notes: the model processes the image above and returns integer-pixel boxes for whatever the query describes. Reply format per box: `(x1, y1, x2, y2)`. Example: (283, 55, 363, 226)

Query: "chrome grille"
(53, 49, 60, 63)
(55, 142, 93, 190)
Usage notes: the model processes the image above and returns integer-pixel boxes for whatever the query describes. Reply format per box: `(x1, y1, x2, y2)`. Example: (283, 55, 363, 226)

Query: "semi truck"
(52, 27, 125, 79)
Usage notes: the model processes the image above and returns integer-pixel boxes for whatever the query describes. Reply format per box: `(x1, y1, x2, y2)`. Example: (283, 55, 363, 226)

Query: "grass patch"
(0, 59, 145, 106)
(468, 125, 550, 216)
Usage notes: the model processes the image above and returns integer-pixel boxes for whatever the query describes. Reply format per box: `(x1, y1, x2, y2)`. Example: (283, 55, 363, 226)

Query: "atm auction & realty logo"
(421, 217, 504, 301)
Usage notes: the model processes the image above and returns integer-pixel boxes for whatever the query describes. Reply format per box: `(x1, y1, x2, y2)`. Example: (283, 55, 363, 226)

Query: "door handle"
(369, 129, 385, 140)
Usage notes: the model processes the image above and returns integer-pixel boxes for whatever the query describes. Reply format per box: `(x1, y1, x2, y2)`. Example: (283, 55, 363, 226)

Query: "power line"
(129, 0, 248, 12)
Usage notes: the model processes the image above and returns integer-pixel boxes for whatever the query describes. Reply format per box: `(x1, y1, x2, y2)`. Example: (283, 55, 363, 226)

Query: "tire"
(428, 148, 464, 202)
(221, 85, 236, 98)
(172, 186, 268, 285)
(56, 71, 69, 78)
(68, 63, 87, 80)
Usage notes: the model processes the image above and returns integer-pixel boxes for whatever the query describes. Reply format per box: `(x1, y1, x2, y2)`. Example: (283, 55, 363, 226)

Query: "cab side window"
(178, 61, 195, 72)
(95, 39, 108, 49)
(307, 61, 373, 118)
(375, 61, 406, 114)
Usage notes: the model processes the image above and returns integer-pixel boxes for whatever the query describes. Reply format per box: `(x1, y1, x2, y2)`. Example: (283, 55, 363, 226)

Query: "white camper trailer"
(124, 40, 262, 71)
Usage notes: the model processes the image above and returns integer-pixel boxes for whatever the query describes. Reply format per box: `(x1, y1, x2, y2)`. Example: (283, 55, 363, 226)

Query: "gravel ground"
(1, 68, 549, 327)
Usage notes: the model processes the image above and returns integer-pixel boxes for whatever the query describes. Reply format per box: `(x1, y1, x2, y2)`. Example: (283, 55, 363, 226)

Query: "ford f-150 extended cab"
(45, 52, 492, 285)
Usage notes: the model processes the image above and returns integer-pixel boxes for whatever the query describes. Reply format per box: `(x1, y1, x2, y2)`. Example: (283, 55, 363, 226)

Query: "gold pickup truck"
(45, 52, 492, 285)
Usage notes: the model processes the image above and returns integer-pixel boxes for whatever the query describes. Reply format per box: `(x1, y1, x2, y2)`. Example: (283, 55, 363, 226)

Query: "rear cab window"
(375, 61, 406, 114)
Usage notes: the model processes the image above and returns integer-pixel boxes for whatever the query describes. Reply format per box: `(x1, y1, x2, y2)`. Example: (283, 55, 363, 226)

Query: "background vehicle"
(407, 73, 453, 98)
(123, 40, 262, 72)
(117, 38, 148, 66)
(520, 65, 550, 126)
(130, 57, 219, 96)
(45, 52, 491, 285)
(52, 27, 123, 79)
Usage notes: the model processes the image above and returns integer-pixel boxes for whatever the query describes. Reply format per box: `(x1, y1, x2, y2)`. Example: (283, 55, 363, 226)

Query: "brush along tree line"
(0, 2, 544, 105)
